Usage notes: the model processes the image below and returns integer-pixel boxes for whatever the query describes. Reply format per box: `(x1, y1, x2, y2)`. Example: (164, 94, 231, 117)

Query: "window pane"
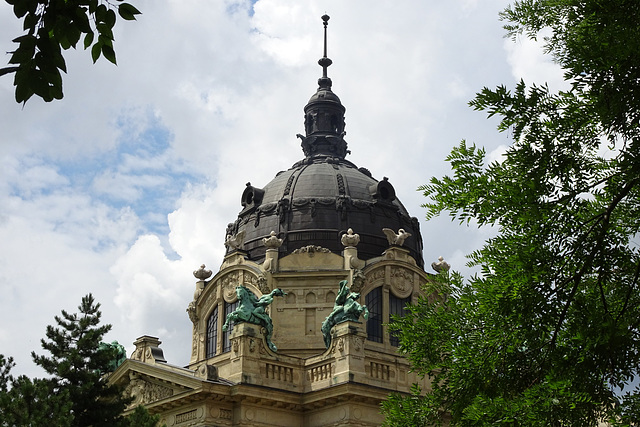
(389, 294, 411, 347)
(366, 287, 383, 343)
(223, 300, 238, 353)
(206, 305, 218, 358)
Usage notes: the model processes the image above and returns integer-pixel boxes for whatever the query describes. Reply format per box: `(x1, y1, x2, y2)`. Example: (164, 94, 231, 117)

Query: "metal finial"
(318, 14, 332, 79)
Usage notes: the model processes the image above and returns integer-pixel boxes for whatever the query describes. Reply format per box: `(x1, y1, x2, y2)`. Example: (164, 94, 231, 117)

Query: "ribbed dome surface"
(226, 155, 424, 267)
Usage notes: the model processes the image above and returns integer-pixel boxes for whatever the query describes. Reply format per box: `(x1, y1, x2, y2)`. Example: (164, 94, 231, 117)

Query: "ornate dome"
(224, 15, 424, 267)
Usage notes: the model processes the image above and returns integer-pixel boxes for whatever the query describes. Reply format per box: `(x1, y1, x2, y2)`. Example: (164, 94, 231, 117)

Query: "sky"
(0, 0, 566, 377)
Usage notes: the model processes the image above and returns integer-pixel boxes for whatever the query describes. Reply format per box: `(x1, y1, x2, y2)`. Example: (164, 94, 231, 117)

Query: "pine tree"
(31, 294, 130, 426)
(1, 354, 72, 426)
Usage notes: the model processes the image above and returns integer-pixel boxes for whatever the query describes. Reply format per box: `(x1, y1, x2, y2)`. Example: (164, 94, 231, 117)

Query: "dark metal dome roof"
(226, 155, 424, 267)
(223, 15, 424, 267)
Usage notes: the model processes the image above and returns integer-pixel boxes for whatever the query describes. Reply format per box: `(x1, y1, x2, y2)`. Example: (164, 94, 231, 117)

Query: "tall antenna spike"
(318, 15, 332, 80)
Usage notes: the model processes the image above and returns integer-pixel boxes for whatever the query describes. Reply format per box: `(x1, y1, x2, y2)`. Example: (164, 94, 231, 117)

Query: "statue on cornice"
(98, 340, 127, 374)
(382, 228, 412, 246)
(222, 286, 286, 352)
(321, 280, 369, 348)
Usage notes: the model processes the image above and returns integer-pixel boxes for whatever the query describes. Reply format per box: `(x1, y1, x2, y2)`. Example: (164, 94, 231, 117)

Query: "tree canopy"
(383, 0, 640, 425)
(1, 0, 140, 103)
(0, 294, 161, 427)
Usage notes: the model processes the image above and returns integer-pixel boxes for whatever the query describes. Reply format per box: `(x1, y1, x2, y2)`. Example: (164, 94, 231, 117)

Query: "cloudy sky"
(0, 0, 564, 377)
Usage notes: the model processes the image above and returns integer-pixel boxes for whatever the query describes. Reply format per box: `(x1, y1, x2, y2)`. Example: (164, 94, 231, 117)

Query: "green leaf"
(101, 44, 117, 65)
(73, 7, 92, 33)
(105, 8, 117, 27)
(65, 25, 82, 49)
(91, 41, 102, 63)
(118, 3, 142, 21)
(12, 0, 30, 18)
(95, 23, 114, 41)
(83, 31, 94, 50)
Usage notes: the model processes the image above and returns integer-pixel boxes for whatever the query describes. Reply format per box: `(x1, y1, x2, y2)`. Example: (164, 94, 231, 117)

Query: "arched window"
(389, 294, 411, 347)
(206, 306, 218, 358)
(223, 300, 238, 353)
(365, 287, 383, 343)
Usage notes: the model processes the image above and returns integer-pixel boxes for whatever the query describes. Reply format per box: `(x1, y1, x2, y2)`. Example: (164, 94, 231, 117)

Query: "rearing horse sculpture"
(222, 286, 286, 352)
(321, 280, 369, 348)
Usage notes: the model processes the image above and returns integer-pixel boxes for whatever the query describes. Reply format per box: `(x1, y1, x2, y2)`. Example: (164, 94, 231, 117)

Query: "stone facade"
(109, 243, 432, 427)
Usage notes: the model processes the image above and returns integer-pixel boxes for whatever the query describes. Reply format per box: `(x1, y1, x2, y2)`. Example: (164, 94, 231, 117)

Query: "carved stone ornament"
(353, 336, 363, 352)
(365, 267, 385, 288)
(193, 264, 212, 281)
(221, 272, 240, 302)
(351, 269, 366, 293)
(195, 364, 218, 381)
(257, 275, 270, 294)
(432, 256, 451, 273)
(186, 301, 198, 324)
(292, 245, 332, 255)
(390, 267, 414, 298)
(382, 228, 412, 246)
(224, 230, 246, 250)
(262, 231, 283, 249)
(340, 228, 360, 247)
(125, 375, 174, 409)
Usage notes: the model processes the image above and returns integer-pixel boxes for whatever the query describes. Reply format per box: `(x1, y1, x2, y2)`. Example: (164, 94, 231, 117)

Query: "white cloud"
(504, 29, 568, 91)
(0, 0, 530, 375)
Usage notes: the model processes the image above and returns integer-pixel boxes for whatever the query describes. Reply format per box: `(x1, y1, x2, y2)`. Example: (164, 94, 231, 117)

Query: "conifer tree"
(1, 296, 162, 426)
(32, 294, 130, 426)
(0, 355, 72, 426)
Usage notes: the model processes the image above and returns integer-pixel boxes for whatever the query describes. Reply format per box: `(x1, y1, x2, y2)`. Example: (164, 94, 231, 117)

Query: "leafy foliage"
(383, 1, 640, 426)
(1, 0, 141, 103)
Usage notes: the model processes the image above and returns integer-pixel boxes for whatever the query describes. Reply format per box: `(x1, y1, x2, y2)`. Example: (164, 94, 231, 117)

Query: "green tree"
(1, 0, 140, 103)
(0, 355, 73, 426)
(0, 296, 162, 426)
(31, 293, 131, 426)
(383, 1, 640, 426)
(124, 405, 164, 427)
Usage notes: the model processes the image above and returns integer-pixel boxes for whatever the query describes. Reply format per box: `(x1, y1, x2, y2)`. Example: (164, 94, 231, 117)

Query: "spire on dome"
(318, 14, 332, 88)
(300, 15, 349, 159)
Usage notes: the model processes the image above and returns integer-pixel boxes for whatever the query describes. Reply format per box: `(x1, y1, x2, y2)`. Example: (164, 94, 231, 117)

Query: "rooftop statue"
(222, 286, 286, 352)
(382, 228, 412, 246)
(321, 280, 369, 348)
(98, 340, 127, 374)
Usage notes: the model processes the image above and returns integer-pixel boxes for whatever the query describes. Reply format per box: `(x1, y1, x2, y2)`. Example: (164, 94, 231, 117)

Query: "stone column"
(330, 321, 367, 384)
(227, 323, 265, 384)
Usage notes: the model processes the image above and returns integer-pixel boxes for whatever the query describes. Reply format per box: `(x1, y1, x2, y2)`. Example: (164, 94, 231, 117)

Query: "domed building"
(110, 15, 435, 427)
